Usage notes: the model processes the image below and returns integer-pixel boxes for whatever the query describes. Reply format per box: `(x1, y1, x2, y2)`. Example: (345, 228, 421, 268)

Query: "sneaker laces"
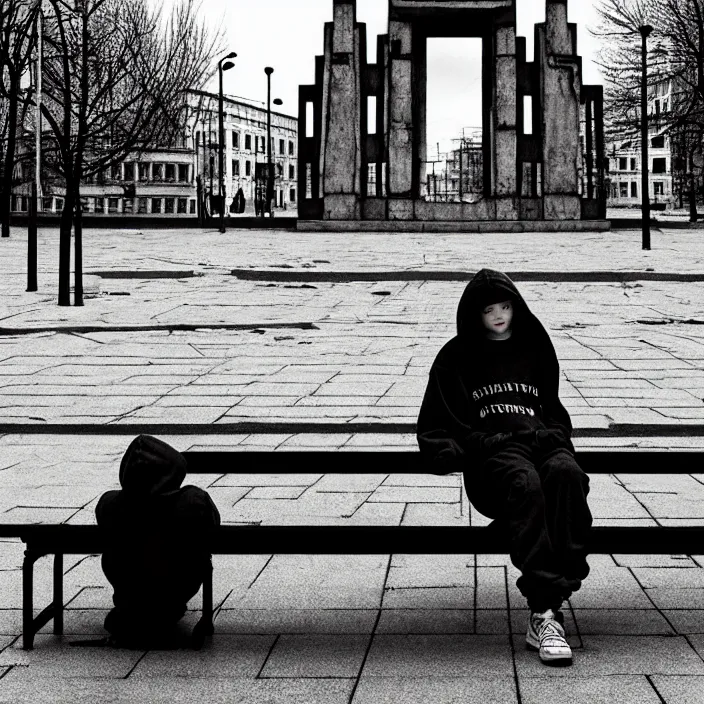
(539, 619, 568, 648)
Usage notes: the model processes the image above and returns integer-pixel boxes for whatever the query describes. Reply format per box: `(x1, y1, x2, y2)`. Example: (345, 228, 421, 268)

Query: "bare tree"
(37, 0, 222, 305)
(0, 0, 38, 238)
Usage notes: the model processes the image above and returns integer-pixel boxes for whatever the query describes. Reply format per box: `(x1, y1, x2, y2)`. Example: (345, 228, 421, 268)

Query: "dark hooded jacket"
(96, 435, 220, 632)
(417, 269, 573, 473)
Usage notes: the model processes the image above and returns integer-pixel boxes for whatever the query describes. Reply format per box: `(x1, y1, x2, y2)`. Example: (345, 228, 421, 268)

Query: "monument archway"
(298, 0, 606, 228)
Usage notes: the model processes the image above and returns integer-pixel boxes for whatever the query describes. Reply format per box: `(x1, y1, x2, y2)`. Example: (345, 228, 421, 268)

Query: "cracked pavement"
(2, 225, 704, 702)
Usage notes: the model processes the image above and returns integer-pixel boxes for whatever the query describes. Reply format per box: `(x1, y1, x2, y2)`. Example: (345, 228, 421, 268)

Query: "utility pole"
(639, 24, 653, 250)
(28, 4, 42, 292)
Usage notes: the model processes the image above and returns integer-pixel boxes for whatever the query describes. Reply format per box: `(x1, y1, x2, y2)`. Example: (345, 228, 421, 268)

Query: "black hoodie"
(417, 269, 573, 473)
(96, 435, 221, 624)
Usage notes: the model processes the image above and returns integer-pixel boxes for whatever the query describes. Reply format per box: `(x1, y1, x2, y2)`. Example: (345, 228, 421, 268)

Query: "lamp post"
(218, 52, 237, 233)
(263, 67, 283, 216)
(639, 24, 653, 250)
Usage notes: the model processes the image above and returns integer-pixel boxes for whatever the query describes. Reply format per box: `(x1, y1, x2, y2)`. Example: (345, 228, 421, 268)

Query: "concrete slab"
(260, 634, 368, 678)
(519, 676, 662, 704)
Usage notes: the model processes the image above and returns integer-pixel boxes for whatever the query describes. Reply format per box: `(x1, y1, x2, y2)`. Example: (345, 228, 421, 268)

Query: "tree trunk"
(58, 184, 73, 305)
(689, 173, 698, 223)
(73, 187, 83, 306)
(0, 81, 19, 238)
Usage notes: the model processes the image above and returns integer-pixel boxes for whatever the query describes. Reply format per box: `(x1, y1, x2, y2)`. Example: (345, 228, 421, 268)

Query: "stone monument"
(298, 0, 606, 229)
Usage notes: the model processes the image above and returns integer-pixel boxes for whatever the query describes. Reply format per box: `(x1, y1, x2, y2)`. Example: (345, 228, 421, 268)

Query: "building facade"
(606, 81, 674, 209)
(11, 91, 298, 217)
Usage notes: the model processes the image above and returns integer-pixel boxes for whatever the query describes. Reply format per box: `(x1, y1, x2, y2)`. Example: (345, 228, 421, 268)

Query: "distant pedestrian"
(417, 269, 592, 666)
(96, 434, 220, 649)
(233, 186, 246, 214)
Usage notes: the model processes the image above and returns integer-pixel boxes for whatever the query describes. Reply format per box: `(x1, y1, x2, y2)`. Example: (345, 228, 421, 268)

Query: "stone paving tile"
(260, 634, 368, 678)
(513, 635, 704, 676)
(376, 609, 474, 634)
(214, 609, 377, 635)
(662, 611, 704, 634)
(130, 635, 275, 678)
(650, 676, 704, 704)
(647, 589, 704, 610)
(351, 676, 517, 704)
(633, 567, 704, 589)
(519, 676, 662, 704)
(571, 609, 675, 635)
(381, 586, 474, 610)
(362, 634, 512, 677)
(0, 671, 355, 704)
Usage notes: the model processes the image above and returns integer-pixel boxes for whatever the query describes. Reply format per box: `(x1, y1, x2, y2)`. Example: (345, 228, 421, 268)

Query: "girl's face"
(481, 300, 513, 339)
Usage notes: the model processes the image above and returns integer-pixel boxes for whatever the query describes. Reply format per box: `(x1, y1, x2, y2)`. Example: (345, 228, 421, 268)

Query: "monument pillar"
(321, 0, 363, 220)
(538, 0, 582, 220)
(387, 19, 414, 210)
(493, 12, 518, 219)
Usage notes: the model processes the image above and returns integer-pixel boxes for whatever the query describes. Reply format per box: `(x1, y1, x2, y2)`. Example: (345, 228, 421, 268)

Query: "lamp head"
(273, 98, 283, 106)
(639, 24, 654, 37)
(222, 61, 235, 71)
(225, 51, 237, 59)
(264, 66, 274, 76)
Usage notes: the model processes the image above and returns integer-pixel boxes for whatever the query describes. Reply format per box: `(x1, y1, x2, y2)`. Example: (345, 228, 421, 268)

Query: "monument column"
(387, 19, 414, 216)
(539, 0, 582, 220)
(321, 0, 363, 220)
(493, 13, 519, 220)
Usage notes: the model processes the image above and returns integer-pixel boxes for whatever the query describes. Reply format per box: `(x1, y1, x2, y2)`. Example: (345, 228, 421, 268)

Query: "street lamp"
(264, 67, 283, 216)
(218, 51, 236, 233)
(639, 24, 653, 250)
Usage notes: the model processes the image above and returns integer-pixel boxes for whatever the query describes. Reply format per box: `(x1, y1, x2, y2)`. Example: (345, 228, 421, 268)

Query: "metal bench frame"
(2, 449, 701, 650)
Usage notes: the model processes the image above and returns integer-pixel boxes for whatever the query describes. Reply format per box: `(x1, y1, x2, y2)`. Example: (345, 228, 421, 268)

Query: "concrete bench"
(2, 448, 702, 650)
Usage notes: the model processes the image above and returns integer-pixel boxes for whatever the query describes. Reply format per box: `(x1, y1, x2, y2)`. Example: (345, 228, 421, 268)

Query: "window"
(178, 164, 188, 182)
(630, 158, 636, 171)
(619, 183, 628, 198)
(290, 187, 296, 203)
(110, 164, 121, 180)
(245, 160, 251, 176)
(631, 182, 638, 198)
(232, 131, 239, 149)
(232, 159, 240, 176)
(306, 102, 314, 138)
(619, 157, 627, 171)
(367, 163, 377, 196)
(196, 131, 201, 147)
(523, 95, 533, 135)
(652, 157, 667, 174)
(305, 163, 312, 198)
(151, 198, 162, 213)
(245, 133, 252, 150)
(189, 199, 196, 214)
(94, 197, 104, 213)
(261, 136, 266, 153)
(108, 197, 119, 214)
(288, 140, 294, 156)
(164, 198, 174, 214)
(177, 197, 188, 213)
(124, 163, 134, 181)
(139, 163, 150, 181)
(165, 164, 176, 181)
(654, 99, 660, 115)
(122, 199, 133, 213)
(279, 138, 285, 155)
(138, 198, 147, 213)
(152, 163, 163, 181)
(654, 181, 665, 196)
(652, 135, 665, 149)
(289, 164, 295, 180)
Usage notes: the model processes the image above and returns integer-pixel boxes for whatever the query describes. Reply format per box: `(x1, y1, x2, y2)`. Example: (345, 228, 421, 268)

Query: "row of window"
(612, 156, 668, 174)
(229, 160, 295, 179)
(86, 162, 191, 184)
(196, 131, 295, 157)
(612, 181, 668, 199)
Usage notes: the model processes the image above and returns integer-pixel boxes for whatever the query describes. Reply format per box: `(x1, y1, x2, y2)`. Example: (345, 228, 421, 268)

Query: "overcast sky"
(194, 0, 604, 154)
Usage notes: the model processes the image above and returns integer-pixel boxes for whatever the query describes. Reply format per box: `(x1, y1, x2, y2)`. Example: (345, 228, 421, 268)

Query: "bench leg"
(53, 553, 63, 635)
(22, 549, 38, 650)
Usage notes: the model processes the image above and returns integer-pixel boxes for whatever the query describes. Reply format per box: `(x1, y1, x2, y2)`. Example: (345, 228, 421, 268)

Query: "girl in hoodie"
(417, 269, 592, 666)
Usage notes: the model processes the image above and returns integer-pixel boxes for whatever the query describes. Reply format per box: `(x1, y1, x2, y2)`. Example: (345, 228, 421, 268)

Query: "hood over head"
(119, 434, 187, 497)
(456, 268, 533, 339)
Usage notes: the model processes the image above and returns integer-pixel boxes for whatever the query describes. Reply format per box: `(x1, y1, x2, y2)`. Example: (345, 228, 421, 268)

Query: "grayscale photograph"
(1, 0, 704, 701)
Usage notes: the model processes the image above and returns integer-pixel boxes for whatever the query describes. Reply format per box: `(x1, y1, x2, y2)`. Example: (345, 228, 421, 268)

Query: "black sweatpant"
(463, 440, 592, 612)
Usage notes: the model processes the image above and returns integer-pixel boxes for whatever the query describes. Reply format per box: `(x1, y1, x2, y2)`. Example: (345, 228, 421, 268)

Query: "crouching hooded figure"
(96, 434, 220, 648)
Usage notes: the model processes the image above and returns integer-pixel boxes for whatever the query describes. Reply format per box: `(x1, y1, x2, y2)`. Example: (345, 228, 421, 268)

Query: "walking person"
(417, 268, 592, 665)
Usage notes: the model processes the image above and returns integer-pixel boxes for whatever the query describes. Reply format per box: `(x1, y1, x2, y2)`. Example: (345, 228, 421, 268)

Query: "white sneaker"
(526, 609, 572, 665)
